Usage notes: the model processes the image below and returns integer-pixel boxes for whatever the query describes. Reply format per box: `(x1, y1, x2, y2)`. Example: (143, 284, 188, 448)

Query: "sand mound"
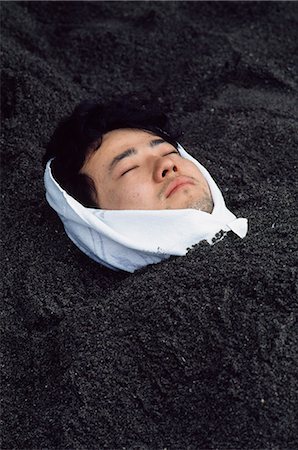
(1, 2, 297, 448)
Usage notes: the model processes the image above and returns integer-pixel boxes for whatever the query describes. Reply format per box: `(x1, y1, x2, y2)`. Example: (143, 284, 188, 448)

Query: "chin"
(165, 188, 214, 213)
(182, 193, 214, 213)
(189, 200, 213, 213)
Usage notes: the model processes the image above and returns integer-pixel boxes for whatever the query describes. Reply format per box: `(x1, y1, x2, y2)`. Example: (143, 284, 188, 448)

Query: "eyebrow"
(149, 138, 165, 147)
(108, 138, 166, 173)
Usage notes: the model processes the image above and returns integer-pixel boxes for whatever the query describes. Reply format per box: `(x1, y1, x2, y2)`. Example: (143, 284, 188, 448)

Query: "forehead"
(100, 128, 159, 153)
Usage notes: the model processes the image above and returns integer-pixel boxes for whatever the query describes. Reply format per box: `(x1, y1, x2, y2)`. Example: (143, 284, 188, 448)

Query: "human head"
(44, 103, 248, 271)
(44, 98, 213, 212)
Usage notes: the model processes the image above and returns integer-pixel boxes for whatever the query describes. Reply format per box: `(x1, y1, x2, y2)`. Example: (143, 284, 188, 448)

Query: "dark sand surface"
(1, 1, 298, 449)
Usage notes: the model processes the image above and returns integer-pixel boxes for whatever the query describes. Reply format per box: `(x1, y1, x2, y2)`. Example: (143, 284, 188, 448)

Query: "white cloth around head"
(44, 144, 248, 272)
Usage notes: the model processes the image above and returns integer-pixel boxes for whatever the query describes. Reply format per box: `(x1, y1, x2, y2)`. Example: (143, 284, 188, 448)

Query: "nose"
(153, 155, 178, 182)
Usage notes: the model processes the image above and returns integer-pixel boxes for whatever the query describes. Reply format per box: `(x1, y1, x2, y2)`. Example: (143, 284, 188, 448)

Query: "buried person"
(44, 99, 248, 272)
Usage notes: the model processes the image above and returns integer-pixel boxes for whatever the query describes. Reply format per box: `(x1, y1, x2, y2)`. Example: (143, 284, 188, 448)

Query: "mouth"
(165, 177, 195, 198)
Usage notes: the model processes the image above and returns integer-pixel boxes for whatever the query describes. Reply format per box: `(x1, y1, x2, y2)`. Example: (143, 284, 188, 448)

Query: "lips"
(165, 177, 195, 198)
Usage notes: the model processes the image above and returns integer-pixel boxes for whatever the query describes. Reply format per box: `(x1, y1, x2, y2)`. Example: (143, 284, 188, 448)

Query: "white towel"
(44, 144, 248, 272)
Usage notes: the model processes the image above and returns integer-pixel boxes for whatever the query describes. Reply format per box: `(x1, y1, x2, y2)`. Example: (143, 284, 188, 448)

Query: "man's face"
(80, 128, 213, 212)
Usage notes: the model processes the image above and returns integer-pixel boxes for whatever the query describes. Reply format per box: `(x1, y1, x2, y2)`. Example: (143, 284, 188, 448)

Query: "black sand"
(1, 1, 298, 449)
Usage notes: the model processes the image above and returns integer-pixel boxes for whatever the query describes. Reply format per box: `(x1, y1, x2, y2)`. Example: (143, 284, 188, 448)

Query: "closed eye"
(120, 150, 179, 176)
(121, 166, 138, 176)
(164, 150, 180, 156)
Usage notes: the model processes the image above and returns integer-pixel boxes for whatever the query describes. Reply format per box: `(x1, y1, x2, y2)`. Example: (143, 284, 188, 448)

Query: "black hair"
(43, 97, 179, 208)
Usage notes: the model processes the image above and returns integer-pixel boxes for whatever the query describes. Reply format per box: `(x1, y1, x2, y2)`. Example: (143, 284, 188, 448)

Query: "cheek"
(120, 182, 152, 206)
(187, 162, 207, 182)
(185, 160, 201, 173)
(103, 180, 154, 209)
